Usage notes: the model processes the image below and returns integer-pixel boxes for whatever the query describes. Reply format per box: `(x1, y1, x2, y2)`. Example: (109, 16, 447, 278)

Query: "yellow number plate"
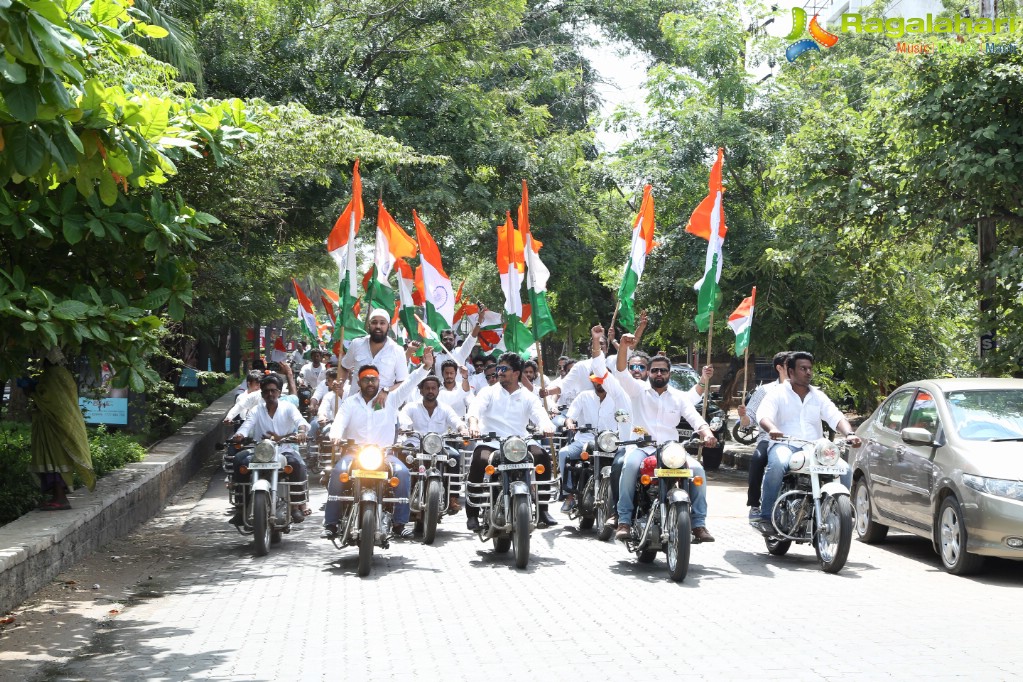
(353, 469, 387, 479)
(654, 468, 692, 478)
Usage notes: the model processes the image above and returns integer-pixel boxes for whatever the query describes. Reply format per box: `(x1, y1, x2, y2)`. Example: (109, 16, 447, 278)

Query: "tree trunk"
(5, 382, 31, 422)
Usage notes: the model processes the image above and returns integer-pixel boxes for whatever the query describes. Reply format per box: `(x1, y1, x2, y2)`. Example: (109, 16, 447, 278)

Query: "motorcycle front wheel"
(596, 479, 614, 541)
(512, 495, 531, 569)
(423, 479, 443, 545)
(731, 422, 758, 445)
(665, 503, 692, 582)
(815, 494, 852, 573)
(253, 491, 272, 557)
(578, 479, 596, 530)
(357, 504, 376, 577)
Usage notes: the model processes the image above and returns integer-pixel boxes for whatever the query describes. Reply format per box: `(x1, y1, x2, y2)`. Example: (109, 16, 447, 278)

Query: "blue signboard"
(79, 398, 129, 425)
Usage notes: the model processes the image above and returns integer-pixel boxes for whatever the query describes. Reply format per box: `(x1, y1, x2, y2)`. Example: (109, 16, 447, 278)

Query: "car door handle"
(895, 446, 906, 459)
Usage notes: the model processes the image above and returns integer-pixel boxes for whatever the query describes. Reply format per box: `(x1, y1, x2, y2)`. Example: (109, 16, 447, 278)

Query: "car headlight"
(502, 436, 528, 463)
(358, 445, 384, 470)
(789, 452, 806, 471)
(709, 416, 723, 431)
(422, 432, 443, 455)
(661, 442, 687, 469)
(963, 474, 1023, 502)
(252, 439, 276, 463)
(596, 430, 619, 453)
(814, 439, 840, 466)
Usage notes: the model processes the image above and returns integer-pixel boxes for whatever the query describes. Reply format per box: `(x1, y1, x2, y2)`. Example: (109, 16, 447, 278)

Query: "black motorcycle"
(403, 430, 461, 544)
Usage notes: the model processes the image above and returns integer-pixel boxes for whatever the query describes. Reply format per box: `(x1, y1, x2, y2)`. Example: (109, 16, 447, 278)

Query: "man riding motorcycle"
(322, 348, 436, 539)
(612, 333, 718, 543)
(399, 374, 467, 514)
(739, 351, 790, 522)
(465, 352, 558, 528)
(339, 309, 409, 408)
(231, 373, 311, 524)
(753, 351, 862, 535)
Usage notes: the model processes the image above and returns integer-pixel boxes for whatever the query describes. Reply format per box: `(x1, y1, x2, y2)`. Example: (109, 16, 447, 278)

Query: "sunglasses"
(628, 364, 647, 371)
(649, 367, 670, 375)
(495, 365, 511, 374)
(484, 373, 497, 379)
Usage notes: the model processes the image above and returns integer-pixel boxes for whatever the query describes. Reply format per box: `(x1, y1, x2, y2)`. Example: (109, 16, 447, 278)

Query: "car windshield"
(670, 368, 698, 392)
(944, 389, 1023, 441)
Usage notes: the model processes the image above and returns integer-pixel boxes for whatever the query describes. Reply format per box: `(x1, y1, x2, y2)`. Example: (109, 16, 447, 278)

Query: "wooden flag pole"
(697, 309, 715, 463)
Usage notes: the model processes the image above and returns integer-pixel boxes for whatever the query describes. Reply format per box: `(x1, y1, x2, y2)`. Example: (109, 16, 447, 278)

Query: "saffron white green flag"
(518, 180, 556, 341)
(412, 210, 454, 331)
(616, 184, 655, 332)
(727, 287, 756, 356)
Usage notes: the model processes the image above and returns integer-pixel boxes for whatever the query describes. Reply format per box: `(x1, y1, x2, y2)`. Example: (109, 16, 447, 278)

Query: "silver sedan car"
(851, 378, 1023, 575)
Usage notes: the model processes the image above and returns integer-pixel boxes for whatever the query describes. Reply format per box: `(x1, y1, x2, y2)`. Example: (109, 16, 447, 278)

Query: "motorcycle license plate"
(809, 465, 845, 475)
(245, 462, 279, 470)
(654, 468, 692, 478)
(678, 429, 693, 437)
(498, 463, 534, 471)
(353, 469, 387, 479)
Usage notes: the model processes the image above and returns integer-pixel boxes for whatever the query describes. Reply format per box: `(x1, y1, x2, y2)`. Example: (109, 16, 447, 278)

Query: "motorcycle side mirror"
(614, 410, 631, 423)
(487, 431, 497, 440)
(710, 391, 723, 401)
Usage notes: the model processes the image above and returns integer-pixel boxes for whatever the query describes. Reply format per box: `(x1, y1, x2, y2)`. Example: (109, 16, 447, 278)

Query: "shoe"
(560, 496, 575, 513)
(748, 506, 761, 521)
(615, 523, 631, 541)
(394, 524, 413, 539)
(291, 508, 306, 523)
(537, 509, 558, 528)
(692, 527, 715, 543)
(447, 497, 461, 515)
(751, 519, 774, 536)
(229, 509, 243, 526)
(466, 516, 480, 532)
(320, 524, 338, 539)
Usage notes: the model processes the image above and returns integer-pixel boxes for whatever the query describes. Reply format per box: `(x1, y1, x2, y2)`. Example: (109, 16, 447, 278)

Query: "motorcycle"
(403, 430, 461, 544)
(619, 437, 704, 582)
(732, 420, 760, 445)
(564, 411, 633, 535)
(219, 436, 307, 557)
(296, 384, 313, 419)
(328, 442, 408, 577)
(759, 437, 853, 574)
(465, 433, 557, 569)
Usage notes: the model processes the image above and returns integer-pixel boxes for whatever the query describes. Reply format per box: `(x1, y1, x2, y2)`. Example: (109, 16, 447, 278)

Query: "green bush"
(140, 372, 230, 443)
(87, 426, 147, 478)
(0, 424, 44, 526)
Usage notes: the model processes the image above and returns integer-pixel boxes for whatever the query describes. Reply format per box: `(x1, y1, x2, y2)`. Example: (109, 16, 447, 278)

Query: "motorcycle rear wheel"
(423, 479, 443, 545)
(765, 537, 791, 556)
(665, 504, 692, 582)
(731, 422, 758, 445)
(596, 479, 614, 541)
(357, 505, 376, 577)
(815, 494, 852, 573)
(253, 491, 272, 557)
(512, 496, 531, 569)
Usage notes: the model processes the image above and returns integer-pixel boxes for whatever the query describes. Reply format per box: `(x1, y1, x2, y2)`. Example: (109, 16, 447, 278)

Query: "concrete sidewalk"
(0, 393, 232, 615)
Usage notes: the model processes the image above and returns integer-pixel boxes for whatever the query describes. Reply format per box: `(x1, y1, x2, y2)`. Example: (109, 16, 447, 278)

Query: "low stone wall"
(0, 392, 234, 615)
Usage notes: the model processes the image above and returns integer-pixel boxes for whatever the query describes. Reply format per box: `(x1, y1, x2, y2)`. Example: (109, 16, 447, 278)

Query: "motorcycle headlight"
(789, 452, 806, 471)
(814, 439, 840, 466)
(502, 436, 528, 463)
(709, 416, 723, 431)
(252, 439, 276, 463)
(358, 445, 384, 470)
(422, 432, 443, 455)
(661, 442, 687, 469)
(596, 430, 619, 453)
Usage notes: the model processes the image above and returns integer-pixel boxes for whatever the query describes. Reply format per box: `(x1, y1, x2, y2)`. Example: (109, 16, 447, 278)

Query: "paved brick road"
(3, 455, 1021, 681)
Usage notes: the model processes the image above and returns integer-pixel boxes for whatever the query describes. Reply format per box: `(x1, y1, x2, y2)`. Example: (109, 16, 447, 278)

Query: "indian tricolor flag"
(414, 313, 445, 352)
(271, 336, 288, 363)
(687, 147, 727, 291)
(395, 259, 420, 342)
(327, 159, 363, 269)
(412, 210, 454, 331)
(497, 211, 533, 355)
(518, 180, 556, 341)
(727, 287, 756, 356)
(292, 278, 319, 344)
(616, 184, 656, 332)
(369, 201, 418, 316)
(327, 160, 366, 341)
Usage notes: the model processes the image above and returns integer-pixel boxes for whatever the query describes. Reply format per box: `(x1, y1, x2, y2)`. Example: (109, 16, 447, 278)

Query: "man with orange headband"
(322, 348, 435, 540)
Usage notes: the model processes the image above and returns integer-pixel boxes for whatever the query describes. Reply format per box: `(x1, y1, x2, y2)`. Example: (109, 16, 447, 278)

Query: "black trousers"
(747, 439, 770, 507)
(466, 444, 552, 517)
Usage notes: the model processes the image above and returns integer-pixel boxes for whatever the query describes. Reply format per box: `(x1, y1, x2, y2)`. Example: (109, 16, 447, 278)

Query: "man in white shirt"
(613, 333, 718, 543)
(738, 351, 789, 521)
(339, 309, 410, 407)
(322, 348, 435, 539)
(230, 374, 310, 525)
(223, 371, 264, 425)
(468, 357, 495, 394)
(299, 350, 327, 391)
(437, 360, 472, 417)
(466, 352, 557, 528)
(754, 351, 861, 534)
(433, 307, 485, 376)
(400, 374, 466, 513)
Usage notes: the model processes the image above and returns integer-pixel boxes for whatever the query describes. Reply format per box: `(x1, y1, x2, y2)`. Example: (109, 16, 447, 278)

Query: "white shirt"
(236, 400, 309, 441)
(225, 389, 262, 421)
(612, 364, 708, 444)
(469, 371, 489, 394)
(746, 379, 787, 442)
(438, 385, 472, 417)
(556, 360, 593, 409)
(341, 336, 409, 390)
(312, 379, 334, 403)
(300, 363, 327, 390)
(329, 367, 428, 447)
(567, 385, 631, 444)
(399, 400, 464, 435)
(433, 336, 475, 376)
(467, 383, 554, 439)
(756, 383, 844, 441)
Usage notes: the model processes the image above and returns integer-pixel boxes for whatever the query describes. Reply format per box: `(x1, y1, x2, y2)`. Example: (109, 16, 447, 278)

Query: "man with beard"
(613, 334, 718, 543)
(400, 374, 467, 514)
(340, 309, 410, 408)
(433, 304, 487, 376)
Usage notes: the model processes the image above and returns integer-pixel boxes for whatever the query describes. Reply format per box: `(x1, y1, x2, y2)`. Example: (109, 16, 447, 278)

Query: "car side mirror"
(901, 427, 934, 446)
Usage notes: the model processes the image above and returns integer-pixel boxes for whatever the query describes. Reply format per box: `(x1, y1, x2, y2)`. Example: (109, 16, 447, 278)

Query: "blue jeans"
(760, 442, 852, 522)
(324, 454, 411, 526)
(617, 446, 708, 528)
(559, 440, 587, 491)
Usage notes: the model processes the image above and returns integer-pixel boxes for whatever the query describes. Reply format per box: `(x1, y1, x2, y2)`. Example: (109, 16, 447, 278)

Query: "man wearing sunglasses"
(466, 352, 558, 528)
(613, 333, 719, 543)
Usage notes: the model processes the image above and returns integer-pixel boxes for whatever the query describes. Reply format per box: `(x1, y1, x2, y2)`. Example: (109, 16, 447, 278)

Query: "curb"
(0, 392, 233, 615)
